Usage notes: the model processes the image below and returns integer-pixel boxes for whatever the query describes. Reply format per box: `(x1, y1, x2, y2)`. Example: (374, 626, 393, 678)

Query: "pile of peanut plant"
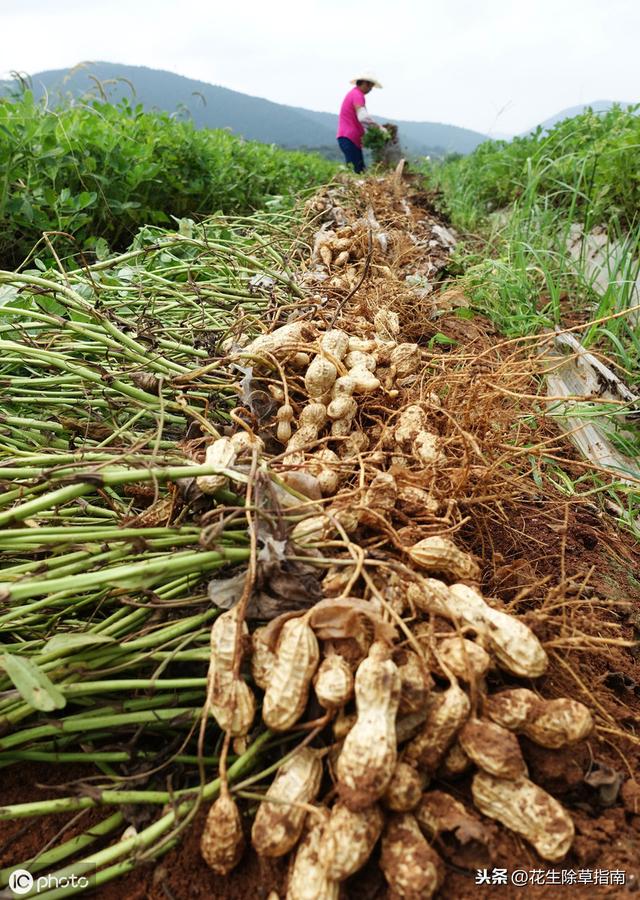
(0, 210, 313, 895)
(0, 179, 627, 899)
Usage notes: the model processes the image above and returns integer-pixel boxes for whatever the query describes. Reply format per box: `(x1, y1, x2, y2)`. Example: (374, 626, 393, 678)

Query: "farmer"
(337, 73, 387, 173)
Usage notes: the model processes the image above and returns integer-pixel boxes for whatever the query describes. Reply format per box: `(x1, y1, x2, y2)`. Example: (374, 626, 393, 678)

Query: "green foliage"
(0, 92, 337, 266)
(421, 104, 640, 360)
(424, 104, 640, 231)
(362, 127, 390, 151)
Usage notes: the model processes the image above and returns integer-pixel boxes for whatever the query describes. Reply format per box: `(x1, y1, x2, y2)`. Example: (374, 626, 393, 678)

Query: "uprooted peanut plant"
(1, 173, 638, 899)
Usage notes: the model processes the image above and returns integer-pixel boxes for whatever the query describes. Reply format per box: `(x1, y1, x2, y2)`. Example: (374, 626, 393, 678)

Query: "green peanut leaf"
(1, 653, 66, 711)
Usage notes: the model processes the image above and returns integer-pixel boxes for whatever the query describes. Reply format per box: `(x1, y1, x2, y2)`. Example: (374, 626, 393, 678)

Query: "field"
(0, 91, 336, 268)
(0, 93, 639, 899)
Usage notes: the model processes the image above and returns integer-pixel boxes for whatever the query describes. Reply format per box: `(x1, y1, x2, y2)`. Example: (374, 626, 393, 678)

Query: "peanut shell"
(394, 405, 428, 445)
(313, 653, 354, 709)
(251, 626, 275, 690)
(251, 748, 323, 857)
(449, 584, 548, 678)
(408, 537, 480, 583)
(197, 437, 237, 494)
(395, 710, 429, 745)
(373, 308, 400, 339)
(397, 485, 438, 516)
(348, 366, 380, 394)
(344, 350, 377, 372)
(390, 343, 421, 376)
(262, 617, 319, 731)
(319, 802, 384, 881)
(415, 791, 485, 844)
(439, 741, 471, 778)
(380, 813, 444, 899)
(305, 356, 337, 399)
(364, 471, 397, 511)
(327, 396, 357, 421)
(459, 718, 527, 780)
(484, 688, 539, 730)
(396, 650, 433, 716)
(472, 771, 575, 861)
(383, 761, 423, 812)
(522, 698, 594, 748)
(435, 636, 491, 683)
(200, 793, 244, 875)
(320, 329, 349, 361)
(405, 682, 470, 772)
(207, 607, 255, 737)
(286, 809, 338, 900)
(337, 642, 401, 810)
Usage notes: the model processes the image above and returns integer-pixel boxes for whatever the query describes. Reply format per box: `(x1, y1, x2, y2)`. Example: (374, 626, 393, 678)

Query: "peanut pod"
(485, 691, 593, 748)
(251, 626, 275, 690)
(390, 342, 421, 376)
(438, 741, 472, 778)
(458, 718, 527, 780)
(200, 793, 245, 875)
(348, 366, 380, 394)
(415, 791, 485, 844)
(472, 771, 575, 861)
(408, 537, 480, 583)
(449, 584, 548, 678)
(383, 761, 424, 812)
(207, 607, 255, 737)
(313, 653, 354, 709)
(251, 748, 323, 857)
(405, 682, 470, 772)
(263, 617, 320, 731)
(242, 322, 312, 357)
(344, 350, 377, 372)
(396, 650, 433, 716)
(197, 436, 237, 494)
(380, 813, 444, 900)
(522, 698, 593, 748)
(429, 635, 492, 684)
(319, 802, 384, 881)
(364, 471, 397, 511)
(305, 356, 337, 398)
(337, 642, 401, 810)
(321, 329, 349, 361)
(484, 688, 538, 730)
(286, 809, 339, 900)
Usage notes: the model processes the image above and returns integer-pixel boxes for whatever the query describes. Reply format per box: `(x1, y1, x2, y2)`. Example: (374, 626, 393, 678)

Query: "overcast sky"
(3, 0, 638, 135)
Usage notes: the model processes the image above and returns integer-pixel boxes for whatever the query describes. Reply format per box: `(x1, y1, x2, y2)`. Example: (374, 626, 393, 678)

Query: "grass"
(422, 104, 640, 529)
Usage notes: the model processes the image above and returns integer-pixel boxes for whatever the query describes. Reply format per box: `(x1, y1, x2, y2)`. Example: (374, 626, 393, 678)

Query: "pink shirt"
(337, 86, 366, 148)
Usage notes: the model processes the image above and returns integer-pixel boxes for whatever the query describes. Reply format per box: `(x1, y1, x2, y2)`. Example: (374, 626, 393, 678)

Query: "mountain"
(522, 100, 636, 135)
(0, 62, 489, 158)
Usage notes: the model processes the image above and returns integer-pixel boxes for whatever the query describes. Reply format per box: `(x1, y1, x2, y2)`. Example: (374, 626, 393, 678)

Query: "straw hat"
(350, 73, 383, 89)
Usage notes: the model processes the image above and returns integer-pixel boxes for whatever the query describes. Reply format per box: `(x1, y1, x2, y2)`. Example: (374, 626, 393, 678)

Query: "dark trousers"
(337, 137, 365, 173)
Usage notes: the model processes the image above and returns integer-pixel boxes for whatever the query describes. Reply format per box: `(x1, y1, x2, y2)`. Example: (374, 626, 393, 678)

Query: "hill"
(0, 61, 489, 158)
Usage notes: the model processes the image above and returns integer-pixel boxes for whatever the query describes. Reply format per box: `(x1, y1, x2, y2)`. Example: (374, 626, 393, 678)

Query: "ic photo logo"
(8, 870, 33, 895)
(7, 869, 92, 896)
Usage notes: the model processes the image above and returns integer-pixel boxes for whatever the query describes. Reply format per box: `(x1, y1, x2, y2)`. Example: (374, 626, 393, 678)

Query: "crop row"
(0, 92, 337, 267)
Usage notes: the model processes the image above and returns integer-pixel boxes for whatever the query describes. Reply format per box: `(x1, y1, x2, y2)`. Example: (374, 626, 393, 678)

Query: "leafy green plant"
(362, 127, 390, 151)
(423, 104, 640, 232)
(0, 92, 337, 266)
